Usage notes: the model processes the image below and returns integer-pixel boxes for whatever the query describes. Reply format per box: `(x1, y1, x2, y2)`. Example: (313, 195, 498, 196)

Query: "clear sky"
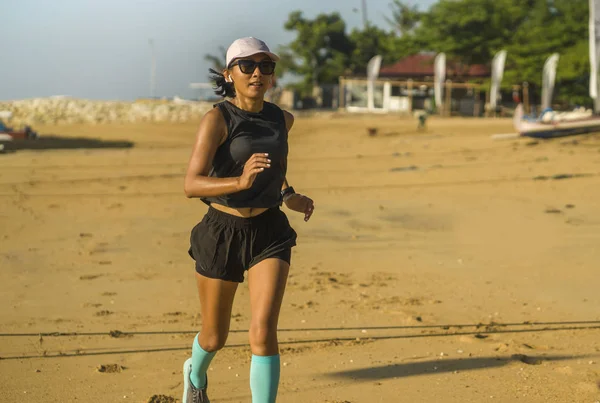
(1, 0, 437, 101)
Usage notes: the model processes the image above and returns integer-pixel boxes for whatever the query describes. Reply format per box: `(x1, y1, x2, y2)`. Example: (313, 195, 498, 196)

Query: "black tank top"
(201, 101, 289, 208)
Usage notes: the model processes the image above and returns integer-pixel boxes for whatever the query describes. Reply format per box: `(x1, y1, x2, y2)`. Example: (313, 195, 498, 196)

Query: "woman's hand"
(237, 153, 270, 190)
(284, 193, 314, 222)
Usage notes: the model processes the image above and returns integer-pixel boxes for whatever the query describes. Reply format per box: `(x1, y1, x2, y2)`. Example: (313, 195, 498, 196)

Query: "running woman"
(182, 37, 314, 403)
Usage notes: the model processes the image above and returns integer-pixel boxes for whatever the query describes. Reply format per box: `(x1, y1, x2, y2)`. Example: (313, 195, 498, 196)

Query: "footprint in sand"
(511, 354, 543, 365)
(97, 364, 125, 373)
(95, 310, 113, 317)
(147, 395, 177, 403)
(109, 330, 132, 338)
(290, 300, 319, 310)
(163, 312, 184, 323)
(494, 343, 511, 352)
(545, 208, 562, 214)
(313, 271, 353, 286)
(301, 271, 354, 292)
(371, 296, 428, 307)
(370, 272, 398, 287)
(89, 242, 109, 255)
(80, 274, 103, 280)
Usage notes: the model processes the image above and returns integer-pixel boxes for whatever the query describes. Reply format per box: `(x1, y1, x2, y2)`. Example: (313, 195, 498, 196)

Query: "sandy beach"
(1, 114, 599, 402)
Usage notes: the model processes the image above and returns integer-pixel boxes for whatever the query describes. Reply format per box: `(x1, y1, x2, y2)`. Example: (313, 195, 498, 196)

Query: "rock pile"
(0, 97, 214, 125)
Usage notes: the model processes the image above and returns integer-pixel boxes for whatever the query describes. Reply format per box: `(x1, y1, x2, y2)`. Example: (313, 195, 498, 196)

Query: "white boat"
(513, 104, 600, 138)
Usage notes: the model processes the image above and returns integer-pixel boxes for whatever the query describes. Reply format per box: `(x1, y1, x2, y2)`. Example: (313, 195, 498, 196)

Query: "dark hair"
(209, 68, 236, 98)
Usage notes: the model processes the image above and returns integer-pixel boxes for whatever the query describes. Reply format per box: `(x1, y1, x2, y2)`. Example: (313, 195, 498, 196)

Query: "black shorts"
(188, 207, 297, 283)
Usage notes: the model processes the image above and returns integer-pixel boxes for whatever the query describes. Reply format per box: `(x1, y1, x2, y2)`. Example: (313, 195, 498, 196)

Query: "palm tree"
(204, 46, 227, 71)
(386, 0, 421, 36)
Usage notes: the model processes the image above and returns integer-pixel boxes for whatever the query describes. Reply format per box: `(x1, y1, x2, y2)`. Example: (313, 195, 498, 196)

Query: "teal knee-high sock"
(191, 333, 216, 389)
(250, 354, 280, 403)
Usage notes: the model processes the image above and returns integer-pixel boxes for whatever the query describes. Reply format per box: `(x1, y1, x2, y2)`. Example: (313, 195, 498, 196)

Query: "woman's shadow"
(329, 354, 584, 381)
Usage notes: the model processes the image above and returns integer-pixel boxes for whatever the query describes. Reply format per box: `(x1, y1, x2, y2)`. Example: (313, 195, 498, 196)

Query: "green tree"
(280, 11, 354, 94)
(385, 0, 422, 36)
(348, 26, 396, 74)
(383, 1, 427, 65)
(415, 0, 534, 65)
(404, 0, 588, 106)
(503, 0, 589, 105)
(555, 39, 590, 107)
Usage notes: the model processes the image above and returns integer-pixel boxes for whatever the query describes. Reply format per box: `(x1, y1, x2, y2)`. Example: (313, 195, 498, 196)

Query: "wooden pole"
(445, 79, 452, 117)
(407, 79, 413, 114)
(338, 77, 345, 110)
(523, 82, 530, 115)
(474, 88, 480, 117)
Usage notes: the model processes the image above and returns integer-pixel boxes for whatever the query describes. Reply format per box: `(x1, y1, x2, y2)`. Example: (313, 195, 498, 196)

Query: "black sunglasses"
(229, 59, 276, 75)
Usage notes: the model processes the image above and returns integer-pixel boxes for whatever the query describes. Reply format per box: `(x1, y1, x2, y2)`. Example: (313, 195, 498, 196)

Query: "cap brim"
(229, 50, 280, 66)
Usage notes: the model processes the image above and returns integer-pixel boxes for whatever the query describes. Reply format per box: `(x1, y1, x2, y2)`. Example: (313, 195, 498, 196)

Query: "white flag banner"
(366, 55, 383, 110)
(541, 53, 560, 110)
(490, 50, 507, 109)
(434, 53, 446, 110)
(590, 0, 600, 111)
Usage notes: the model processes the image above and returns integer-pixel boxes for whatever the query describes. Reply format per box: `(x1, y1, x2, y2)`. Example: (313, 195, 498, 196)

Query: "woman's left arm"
(281, 110, 315, 222)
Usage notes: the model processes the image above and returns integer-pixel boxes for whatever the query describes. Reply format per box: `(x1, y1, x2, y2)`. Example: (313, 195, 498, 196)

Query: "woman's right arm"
(184, 108, 270, 198)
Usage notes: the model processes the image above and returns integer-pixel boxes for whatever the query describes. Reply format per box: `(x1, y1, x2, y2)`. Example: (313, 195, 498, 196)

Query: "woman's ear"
(222, 69, 232, 83)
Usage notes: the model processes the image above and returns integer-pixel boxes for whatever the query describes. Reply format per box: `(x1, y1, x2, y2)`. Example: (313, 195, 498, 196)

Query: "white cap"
(226, 37, 279, 68)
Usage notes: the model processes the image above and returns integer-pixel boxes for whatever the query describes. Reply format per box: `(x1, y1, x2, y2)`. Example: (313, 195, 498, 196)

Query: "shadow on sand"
(328, 354, 581, 380)
(0, 135, 134, 153)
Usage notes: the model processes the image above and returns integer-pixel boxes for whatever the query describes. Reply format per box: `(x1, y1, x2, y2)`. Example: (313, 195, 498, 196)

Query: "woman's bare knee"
(199, 329, 229, 352)
(249, 322, 277, 353)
